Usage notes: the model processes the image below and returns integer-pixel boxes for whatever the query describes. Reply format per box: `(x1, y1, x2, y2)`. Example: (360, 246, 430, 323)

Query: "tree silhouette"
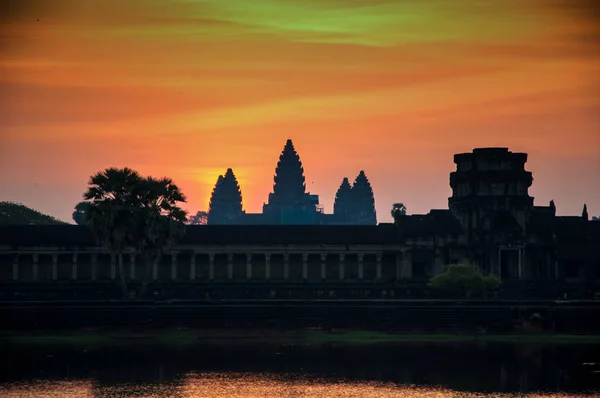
(84, 167, 142, 298)
(131, 176, 187, 298)
(189, 211, 208, 225)
(83, 167, 187, 299)
(72, 201, 91, 225)
(391, 202, 407, 219)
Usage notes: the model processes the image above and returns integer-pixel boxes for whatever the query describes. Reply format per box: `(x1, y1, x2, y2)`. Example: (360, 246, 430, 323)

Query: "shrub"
(429, 262, 500, 298)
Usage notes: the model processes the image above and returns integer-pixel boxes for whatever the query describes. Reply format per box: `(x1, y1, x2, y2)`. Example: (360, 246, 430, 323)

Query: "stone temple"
(207, 139, 377, 225)
(0, 146, 599, 301)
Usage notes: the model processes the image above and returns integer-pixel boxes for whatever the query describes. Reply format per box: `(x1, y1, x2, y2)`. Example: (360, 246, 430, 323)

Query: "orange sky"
(1, 0, 599, 223)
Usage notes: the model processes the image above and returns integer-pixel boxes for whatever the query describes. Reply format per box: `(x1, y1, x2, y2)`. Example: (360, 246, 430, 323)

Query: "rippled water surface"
(1, 341, 599, 397)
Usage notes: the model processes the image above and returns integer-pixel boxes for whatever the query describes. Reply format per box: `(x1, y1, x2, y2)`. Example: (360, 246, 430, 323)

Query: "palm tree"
(84, 167, 142, 299)
(133, 177, 188, 298)
(391, 203, 407, 220)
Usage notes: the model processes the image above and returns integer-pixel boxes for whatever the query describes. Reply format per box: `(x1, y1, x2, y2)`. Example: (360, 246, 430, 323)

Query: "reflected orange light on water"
(0, 373, 592, 398)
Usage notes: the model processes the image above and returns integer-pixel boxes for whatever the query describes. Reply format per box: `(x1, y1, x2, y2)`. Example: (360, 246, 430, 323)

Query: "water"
(1, 341, 599, 397)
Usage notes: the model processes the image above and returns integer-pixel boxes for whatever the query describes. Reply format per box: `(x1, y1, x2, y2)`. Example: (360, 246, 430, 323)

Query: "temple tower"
(449, 147, 534, 233)
(333, 177, 354, 224)
(449, 148, 534, 274)
(269, 139, 306, 206)
(207, 168, 244, 225)
(263, 139, 319, 224)
(351, 170, 377, 225)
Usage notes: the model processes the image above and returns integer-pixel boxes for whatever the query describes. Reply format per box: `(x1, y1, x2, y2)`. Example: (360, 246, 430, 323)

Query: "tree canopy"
(82, 167, 187, 299)
(429, 262, 500, 298)
(391, 202, 407, 219)
(0, 201, 67, 225)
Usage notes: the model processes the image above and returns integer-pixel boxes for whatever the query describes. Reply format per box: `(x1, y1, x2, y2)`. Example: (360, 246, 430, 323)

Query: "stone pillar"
(209, 254, 215, 280)
(227, 254, 233, 279)
(246, 254, 252, 279)
(190, 253, 196, 281)
(265, 254, 271, 280)
(170, 253, 177, 280)
(376, 254, 382, 280)
(395, 253, 402, 280)
(72, 253, 78, 280)
(339, 253, 345, 280)
(52, 254, 58, 281)
(90, 253, 97, 280)
(518, 248, 522, 279)
(32, 254, 38, 281)
(320, 254, 326, 280)
(129, 254, 135, 280)
(110, 254, 117, 280)
(400, 249, 412, 278)
(152, 258, 158, 280)
(302, 254, 308, 280)
(283, 254, 289, 280)
(12, 254, 18, 281)
(358, 254, 364, 280)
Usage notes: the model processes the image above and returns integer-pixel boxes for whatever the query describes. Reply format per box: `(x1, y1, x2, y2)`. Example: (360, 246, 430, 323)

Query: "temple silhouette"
(0, 146, 598, 304)
(207, 139, 377, 225)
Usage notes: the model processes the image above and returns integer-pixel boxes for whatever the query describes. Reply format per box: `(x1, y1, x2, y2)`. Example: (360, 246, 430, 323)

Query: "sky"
(1, 0, 599, 223)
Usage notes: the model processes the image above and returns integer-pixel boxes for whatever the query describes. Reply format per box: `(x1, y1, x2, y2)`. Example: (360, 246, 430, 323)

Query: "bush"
(429, 262, 500, 298)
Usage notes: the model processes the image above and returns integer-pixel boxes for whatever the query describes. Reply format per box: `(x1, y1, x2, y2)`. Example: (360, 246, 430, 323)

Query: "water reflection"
(1, 342, 599, 397)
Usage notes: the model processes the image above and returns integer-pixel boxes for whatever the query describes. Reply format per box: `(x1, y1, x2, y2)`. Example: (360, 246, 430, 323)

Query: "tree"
(82, 169, 188, 300)
(84, 167, 142, 298)
(72, 201, 91, 225)
(429, 262, 500, 298)
(189, 211, 208, 225)
(391, 202, 407, 219)
(132, 177, 187, 298)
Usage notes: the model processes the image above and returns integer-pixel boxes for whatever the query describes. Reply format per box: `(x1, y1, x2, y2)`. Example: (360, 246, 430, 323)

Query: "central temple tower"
(262, 139, 320, 224)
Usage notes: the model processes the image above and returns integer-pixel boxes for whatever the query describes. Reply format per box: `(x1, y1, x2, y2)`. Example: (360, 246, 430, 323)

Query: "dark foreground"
(1, 336, 600, 396)
(3, 299, 600, 333)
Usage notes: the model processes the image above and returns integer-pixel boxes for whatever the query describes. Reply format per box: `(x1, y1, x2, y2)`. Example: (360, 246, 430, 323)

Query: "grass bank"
(3, 329, 600, 348)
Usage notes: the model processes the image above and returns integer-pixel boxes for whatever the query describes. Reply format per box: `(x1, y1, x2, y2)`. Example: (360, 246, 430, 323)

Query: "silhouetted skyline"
(1, 0, 599, 223)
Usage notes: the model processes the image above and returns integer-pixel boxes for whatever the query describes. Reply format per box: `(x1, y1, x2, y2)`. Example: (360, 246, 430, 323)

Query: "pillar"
(209, 254, 215, 280)
(12, 254, 18, 281)
(302, 254, 308, 280)
(32, 254, 38, 281)
(283, 253, 289, 280)
(52, 254, 58, 281)
(90, 253, 97, 280)
(320, 254, 326, 280)
(227, 254, 233, 279)
(518, 248, 522, 279)
(152, 258, 158, 280)
(265, 254, 271, 280)
(190, 253, 196, 281)
(395, 253, 402, 280)
(339, 253, 345, 280)
(358, 254, 364, 280)
(171, 253, 177, 280)
(376, 253, 382, 280)
(110, 254, 117, 279)
(129, 253, 135, 280)
(72, 253, 78, 280)
(246, 254, 252, 279)
(400, 249, 412, 278)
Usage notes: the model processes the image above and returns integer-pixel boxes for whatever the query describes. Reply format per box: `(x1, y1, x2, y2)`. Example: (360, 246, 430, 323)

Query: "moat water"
(1, 340, 600, 397)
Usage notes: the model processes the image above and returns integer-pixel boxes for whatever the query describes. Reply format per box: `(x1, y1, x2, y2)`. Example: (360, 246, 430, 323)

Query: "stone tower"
(269, 139, 307, 206)
(448, 147, 534, 242)
(351, 170, 377, 225)
(263, 139, 318, 224)
(207, 168, 244, 225)
(333, 177, 353, 224)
